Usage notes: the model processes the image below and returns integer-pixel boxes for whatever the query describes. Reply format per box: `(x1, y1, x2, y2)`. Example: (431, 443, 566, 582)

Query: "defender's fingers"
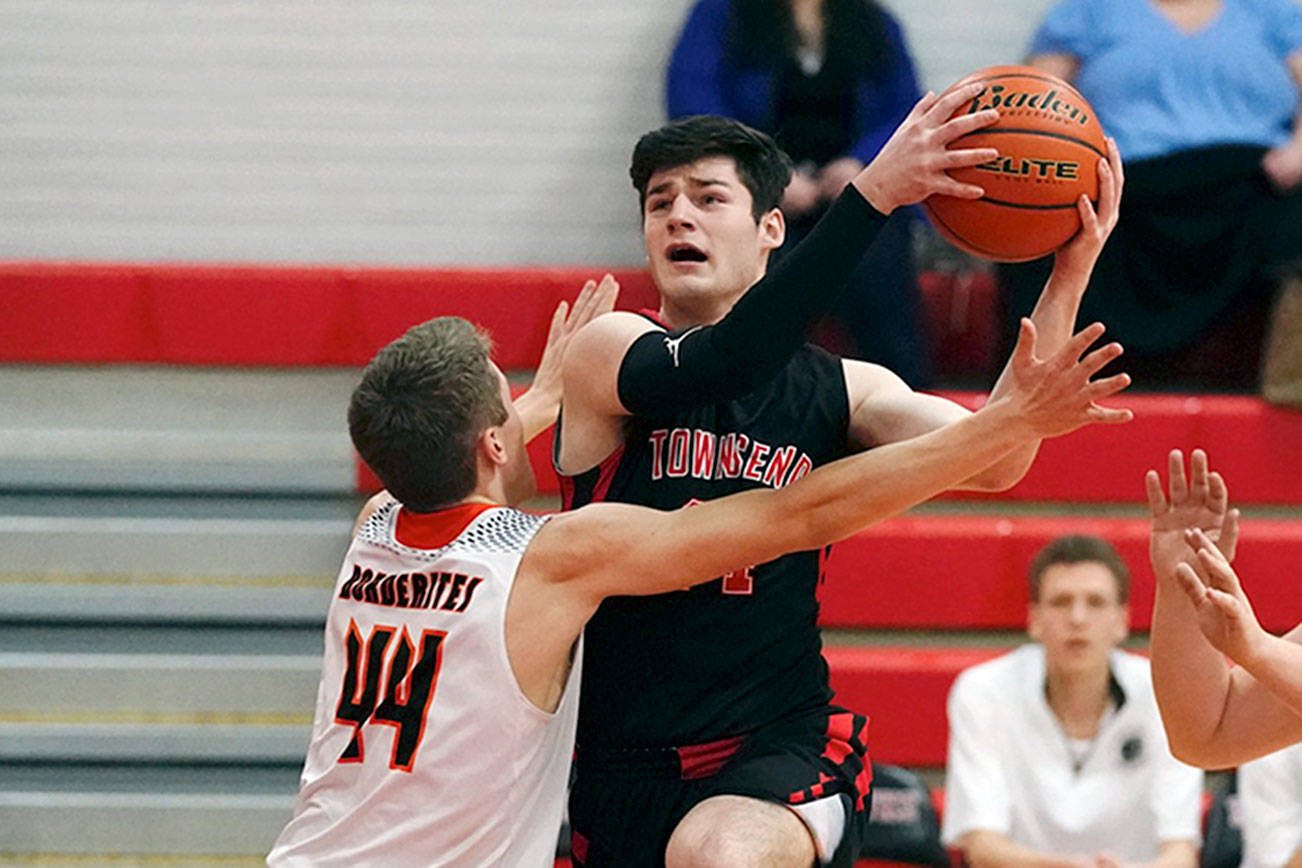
(1145, 469, 1169, 516)
(1086, 403, 1133, 425)
(1011, 318, 1037, 369)
(567, 279, 596, 325)
(937, 109, 1001, 142)
(1085, 372, 1131, 401)
(570, 279, 601, 326)
(1168, 449, 1189, 504)
(1055, 321, 1107, 367)
(593, 273, 620, 317)
(546, 300, 569, 344)
(593, 289, 618, 318)
(1079, 342, 1124, 378)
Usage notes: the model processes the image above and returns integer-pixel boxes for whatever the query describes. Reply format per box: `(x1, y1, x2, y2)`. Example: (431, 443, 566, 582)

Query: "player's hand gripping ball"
(921, 65, 1108, 262)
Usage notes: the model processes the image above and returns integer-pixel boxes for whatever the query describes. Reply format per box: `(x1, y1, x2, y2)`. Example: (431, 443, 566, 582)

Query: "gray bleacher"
(0, 366, 362, 866)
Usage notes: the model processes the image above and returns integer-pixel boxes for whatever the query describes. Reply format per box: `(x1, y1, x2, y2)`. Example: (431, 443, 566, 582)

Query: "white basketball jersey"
(268, 501, 581, 868)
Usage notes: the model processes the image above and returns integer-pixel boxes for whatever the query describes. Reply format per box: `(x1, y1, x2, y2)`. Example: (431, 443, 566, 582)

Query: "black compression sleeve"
(616, 185, 889, 415)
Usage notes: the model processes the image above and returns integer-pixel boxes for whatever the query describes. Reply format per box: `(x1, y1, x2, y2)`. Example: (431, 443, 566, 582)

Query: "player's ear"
(759, 207, 785, 252)
(480, 426, 509, 468)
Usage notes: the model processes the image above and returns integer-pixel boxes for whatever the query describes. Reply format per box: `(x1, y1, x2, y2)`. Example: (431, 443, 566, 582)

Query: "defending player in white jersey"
(269, 309, 1130, 867)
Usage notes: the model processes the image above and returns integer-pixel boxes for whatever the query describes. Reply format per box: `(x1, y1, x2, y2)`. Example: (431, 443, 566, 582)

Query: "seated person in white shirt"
(1240, 742, 1302, 868)
(942, 535, 1203, 868)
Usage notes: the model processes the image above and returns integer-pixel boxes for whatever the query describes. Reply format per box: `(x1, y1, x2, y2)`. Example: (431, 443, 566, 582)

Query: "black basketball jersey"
(560, 340, 852, 749)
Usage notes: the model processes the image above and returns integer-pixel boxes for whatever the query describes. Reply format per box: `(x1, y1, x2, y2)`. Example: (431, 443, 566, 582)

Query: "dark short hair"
(347, 317, 508, 511)
(1028, 535, 1131, 604)
(629, 115, 794, 220)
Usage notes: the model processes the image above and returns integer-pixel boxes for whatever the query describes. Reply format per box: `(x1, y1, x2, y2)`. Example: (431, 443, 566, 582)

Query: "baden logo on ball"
(922, 65, 1108, 263)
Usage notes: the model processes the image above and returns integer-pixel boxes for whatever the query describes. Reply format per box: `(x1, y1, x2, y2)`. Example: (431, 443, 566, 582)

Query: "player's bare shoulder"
(563, 311, 664, 385)
(558, 311, 663, 473)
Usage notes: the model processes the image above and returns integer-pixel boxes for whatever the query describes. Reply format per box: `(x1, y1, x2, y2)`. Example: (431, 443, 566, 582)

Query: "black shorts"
(569, 706, 873, 868)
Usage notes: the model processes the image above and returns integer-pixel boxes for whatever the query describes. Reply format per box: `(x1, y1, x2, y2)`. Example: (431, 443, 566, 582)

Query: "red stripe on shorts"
(819, 712, 874, 810)
(677, 734, 745, 781)
(571, 831, 589, 864)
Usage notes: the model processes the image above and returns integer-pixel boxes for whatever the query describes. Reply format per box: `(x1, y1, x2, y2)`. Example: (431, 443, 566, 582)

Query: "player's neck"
(1044, 665, 1113, 737)
(471, 466, 511, 507)
(657, 279, 758, 330)
(658, 299, 731, 330)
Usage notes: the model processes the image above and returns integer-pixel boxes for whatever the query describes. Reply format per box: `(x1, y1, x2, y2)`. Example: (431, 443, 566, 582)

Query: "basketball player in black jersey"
(556, 93, 1126, 865)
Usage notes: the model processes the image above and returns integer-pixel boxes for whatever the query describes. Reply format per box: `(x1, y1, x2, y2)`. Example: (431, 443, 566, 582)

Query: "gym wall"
(1, 0, 1048, 265)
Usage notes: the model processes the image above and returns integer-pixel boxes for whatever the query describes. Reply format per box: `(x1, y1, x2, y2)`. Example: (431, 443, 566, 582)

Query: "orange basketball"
(921, 65, 1108, 263)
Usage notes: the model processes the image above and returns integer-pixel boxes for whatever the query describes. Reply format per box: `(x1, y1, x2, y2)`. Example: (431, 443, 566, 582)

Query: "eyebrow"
(645, 177, 733, 198)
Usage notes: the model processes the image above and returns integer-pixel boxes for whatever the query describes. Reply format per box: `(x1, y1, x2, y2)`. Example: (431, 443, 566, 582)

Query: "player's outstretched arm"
(546, 320, 1129, 608)
(512, 274, 618, 443)
(1148, 450, 1302, 767)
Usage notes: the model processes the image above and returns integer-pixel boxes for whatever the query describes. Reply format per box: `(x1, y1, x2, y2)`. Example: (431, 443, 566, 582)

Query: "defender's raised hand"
(997, 319, 1132, 439)
(529, 274, 620, 404)
(517, 273, 619, 442)
(853, 83, 1001, 214)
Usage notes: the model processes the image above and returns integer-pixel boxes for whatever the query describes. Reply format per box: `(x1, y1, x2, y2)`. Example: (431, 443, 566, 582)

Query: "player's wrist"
(974, 395, 1036, 441)
(852, 165, 898, 215)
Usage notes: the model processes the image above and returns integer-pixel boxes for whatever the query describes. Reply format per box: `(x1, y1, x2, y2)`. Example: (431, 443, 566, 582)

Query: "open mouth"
(666, 243, 708, 264)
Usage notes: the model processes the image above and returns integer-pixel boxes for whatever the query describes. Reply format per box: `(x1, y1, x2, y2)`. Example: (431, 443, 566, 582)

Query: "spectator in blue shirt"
(1002, 0, 1302, 391)
(1028, 0, 1302, 177)
(667, 0, 931, 386)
